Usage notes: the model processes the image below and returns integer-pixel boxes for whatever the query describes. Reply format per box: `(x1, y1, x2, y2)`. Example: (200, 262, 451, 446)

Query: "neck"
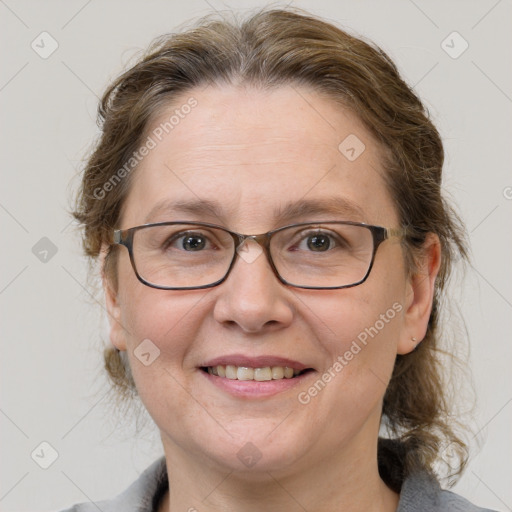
(158, 432, 399, 512)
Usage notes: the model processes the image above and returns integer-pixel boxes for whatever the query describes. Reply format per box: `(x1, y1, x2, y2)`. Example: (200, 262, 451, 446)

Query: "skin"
(104, 85, 441, 512)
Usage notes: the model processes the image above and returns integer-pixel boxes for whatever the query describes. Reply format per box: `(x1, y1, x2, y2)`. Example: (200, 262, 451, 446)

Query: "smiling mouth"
(201, 365, 313, 381)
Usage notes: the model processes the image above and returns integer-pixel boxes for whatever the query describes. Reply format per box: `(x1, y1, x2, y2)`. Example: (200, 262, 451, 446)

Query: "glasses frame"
(113, 220, 406, 291)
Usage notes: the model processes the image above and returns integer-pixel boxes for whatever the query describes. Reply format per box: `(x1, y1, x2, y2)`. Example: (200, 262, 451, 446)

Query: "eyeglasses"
(113, 221, 406, 290)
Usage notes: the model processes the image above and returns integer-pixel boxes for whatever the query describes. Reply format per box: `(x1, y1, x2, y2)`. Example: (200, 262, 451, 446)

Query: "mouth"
(200, 365, 314, 381)
(198, 355, 315, 398)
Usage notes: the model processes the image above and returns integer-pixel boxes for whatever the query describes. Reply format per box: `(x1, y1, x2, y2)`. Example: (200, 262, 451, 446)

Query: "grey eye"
(306, 234, 332, 251)
(181, 235, 206, 251)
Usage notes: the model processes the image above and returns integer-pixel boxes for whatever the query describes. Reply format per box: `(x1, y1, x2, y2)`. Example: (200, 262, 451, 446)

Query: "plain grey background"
(1, 0, 511, 511)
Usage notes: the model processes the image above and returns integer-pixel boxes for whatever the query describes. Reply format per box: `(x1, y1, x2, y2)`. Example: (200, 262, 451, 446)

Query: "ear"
(101, 245, 127, 352)
(397, 233, 441, 355)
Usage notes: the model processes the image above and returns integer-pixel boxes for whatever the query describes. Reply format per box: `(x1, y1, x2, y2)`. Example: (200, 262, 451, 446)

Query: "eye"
(293, 231, 341, 252)
(305, 233, 332, 252)
(181, 234, 206, 251)
(167, 232, 210, 251)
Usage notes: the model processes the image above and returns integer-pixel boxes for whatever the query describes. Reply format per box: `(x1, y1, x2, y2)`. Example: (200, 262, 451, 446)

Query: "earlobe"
(104, 279, 127, 351)
(101, 248, 127, 352)
(397, 234, 441, 355)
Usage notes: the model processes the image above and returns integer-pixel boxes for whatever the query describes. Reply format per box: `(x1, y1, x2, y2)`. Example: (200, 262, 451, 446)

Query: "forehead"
(121, 85, 398, 229)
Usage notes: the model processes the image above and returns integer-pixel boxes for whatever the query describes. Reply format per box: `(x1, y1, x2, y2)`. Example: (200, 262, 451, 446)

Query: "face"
(106, 85, 435, 478)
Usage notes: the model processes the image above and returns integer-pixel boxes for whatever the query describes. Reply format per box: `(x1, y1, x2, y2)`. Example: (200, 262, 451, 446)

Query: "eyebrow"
(144, 198, 224, 224)
(273, 197, 366, 224)
(143, 196, 367, 226)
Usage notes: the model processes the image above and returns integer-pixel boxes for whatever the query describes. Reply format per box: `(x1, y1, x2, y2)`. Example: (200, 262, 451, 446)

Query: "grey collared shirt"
(59, 456, 496, 512)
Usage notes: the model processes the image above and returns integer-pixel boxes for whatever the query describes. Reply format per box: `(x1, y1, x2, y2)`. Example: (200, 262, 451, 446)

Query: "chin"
(194, 422, 312, 476)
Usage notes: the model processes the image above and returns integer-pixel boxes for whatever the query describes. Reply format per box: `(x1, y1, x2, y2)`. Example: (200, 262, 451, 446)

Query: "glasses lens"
(271, 223, 374, 288)
(132, 224, 234, 288)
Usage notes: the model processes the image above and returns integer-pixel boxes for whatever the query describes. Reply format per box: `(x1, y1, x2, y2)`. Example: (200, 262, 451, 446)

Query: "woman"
(65, 8, 496, 512)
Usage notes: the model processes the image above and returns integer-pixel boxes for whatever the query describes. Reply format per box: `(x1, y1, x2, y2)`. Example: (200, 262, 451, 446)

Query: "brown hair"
(73, 8, 469, 483)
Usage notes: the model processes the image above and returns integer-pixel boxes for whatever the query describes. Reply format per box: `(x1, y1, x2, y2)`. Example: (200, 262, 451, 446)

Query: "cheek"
(293, 291, 403, 439)
(295, 263, 406, 403)
(115, 279, 222, 450)
(302, 284, 404, 361)
(116, 250, 201, 346)
(116, 258, 210, 394)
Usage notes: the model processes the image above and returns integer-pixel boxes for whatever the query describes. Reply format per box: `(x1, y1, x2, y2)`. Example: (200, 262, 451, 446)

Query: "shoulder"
(398, 470, 498, 512)
(378, 438, 496, 512)
(58, 457, 168, 512)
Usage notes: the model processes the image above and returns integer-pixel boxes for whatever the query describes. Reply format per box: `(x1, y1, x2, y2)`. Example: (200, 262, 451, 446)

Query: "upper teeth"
(207, 365, 300, 381)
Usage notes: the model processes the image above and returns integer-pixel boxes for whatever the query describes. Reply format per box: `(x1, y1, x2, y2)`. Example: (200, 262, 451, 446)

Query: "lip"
(199, 368, 314, 398)
(198, 354, 315, 399)
(200, 354, 310, 371)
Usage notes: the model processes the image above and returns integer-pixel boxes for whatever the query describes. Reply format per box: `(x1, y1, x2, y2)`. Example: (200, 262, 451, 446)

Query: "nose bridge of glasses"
(231, 232, 274, 269)
(234, 232, 270, 248)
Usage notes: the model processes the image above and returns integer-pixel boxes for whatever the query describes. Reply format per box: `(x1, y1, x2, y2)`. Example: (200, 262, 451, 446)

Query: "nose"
(212, 240, 294, 333)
